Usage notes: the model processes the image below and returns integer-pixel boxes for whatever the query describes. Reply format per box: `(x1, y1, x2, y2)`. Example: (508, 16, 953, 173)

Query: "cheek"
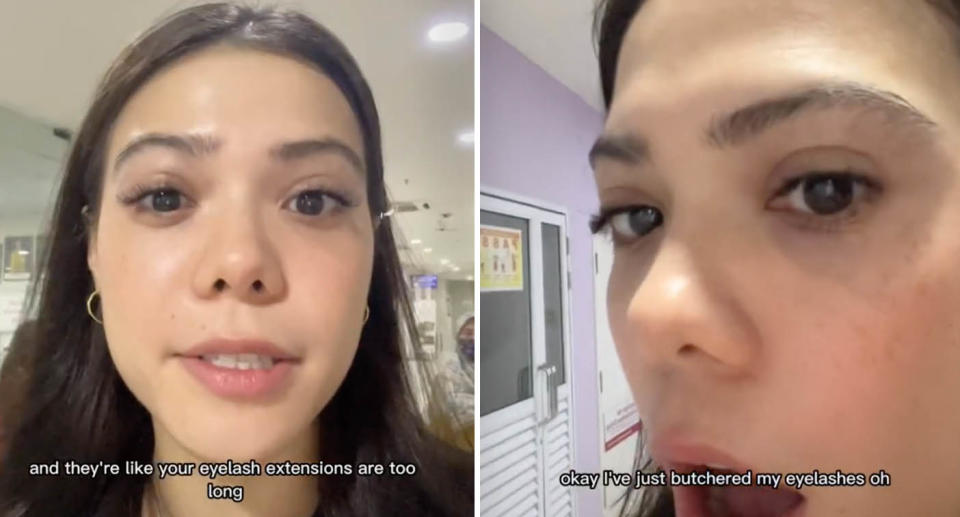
(284, 233, 373, 367)
(94, 213, 190, 402)
(756, 266, 960, 514)
(606, 249, 651, 343)
(92, 205, 374, 425)
(753, 243, 960, 494)
(606, 252, 658, 408)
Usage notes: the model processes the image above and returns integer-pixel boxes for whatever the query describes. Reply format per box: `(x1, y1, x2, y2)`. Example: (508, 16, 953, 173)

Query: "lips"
(652, 438, 806, 517)
(180, 338, 299, 361)
(176, 338, 299, 399)
(668, 470, 805, 517)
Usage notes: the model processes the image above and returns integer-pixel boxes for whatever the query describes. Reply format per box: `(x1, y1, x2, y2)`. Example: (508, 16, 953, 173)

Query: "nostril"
(252, 280, 264, 292)
(214, 279, 226, 291)
(678, 343, 697, 356)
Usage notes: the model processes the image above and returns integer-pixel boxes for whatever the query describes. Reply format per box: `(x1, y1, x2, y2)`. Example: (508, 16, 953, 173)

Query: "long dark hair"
(593, 1, 960, 516)
(0, 3, 471, 516)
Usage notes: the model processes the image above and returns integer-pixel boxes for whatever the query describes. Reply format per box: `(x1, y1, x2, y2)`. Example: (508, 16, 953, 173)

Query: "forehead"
(107, 44, 364, 164)
(609, 0, 960, 128)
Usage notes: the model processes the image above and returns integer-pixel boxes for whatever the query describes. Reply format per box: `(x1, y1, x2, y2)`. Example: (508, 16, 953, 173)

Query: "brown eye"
(591, 205, 663, 244)
(149, 189, 183, 212)
(282, 189, 347, 216)
(610, 206, 663, 239)
(775, 173, 873, 216)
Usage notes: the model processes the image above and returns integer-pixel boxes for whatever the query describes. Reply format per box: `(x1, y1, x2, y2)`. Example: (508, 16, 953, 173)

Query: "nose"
(614, 235, 757, 375)
(191, 205, 287, 304)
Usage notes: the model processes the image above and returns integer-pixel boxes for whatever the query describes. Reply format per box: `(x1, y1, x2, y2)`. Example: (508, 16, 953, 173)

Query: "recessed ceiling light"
(428, 21, 468, 43)
(423, 248, 433, 253)
(440, 258, 450, 264)
(466, 275, 474, 281)
(411, 239, 422, 245)
(453, 266, 461, 272)
(457, 130, 474, 145)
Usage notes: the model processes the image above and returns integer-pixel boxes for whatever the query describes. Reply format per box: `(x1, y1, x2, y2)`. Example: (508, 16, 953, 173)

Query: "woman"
(593, 0, 960, 516)
(0, 3, 471, 516)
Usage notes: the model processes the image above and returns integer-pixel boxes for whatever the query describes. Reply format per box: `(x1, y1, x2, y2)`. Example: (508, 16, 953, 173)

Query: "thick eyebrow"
(588, 133, 651, 169)
(112, 134, 365, 175)
(589, 81, 938, 169)
(113, 132, 221, 174)
(706, 82, 938, 147)
(269, 138, 364, 174)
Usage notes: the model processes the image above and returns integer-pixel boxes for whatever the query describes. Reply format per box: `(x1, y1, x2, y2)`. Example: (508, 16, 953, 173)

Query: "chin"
(182, 425, 302, 462)
(158, 406, 317, 462)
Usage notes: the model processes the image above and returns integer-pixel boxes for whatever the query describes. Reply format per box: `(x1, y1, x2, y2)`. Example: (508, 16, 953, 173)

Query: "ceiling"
(481, 0, 604, 111)
(0, 0, 473, 279)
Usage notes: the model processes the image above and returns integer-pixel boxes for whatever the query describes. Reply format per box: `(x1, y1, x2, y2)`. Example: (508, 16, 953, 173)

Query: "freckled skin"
(598, 1, 960, 515)
(85, 45, 373, 514)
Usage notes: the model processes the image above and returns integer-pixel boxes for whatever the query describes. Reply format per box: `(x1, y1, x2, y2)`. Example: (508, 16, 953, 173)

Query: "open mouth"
(176, 352, 299, 399)
(670, 464, 805, 517)
(199, 353, 282, 370)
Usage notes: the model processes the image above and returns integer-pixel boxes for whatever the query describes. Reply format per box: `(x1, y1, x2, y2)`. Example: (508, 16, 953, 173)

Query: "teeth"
(202, 354, 275, 370)
(704, 463, 730, 470)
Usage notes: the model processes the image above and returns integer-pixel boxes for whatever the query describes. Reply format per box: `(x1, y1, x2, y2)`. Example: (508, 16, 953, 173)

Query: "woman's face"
(87, 45, 373, 462)
(595, 0, 960, 515)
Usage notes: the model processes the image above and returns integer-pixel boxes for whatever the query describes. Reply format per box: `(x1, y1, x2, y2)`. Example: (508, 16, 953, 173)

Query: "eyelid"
(590, 204, 662, 239)
(764, 172, 883, 235)
(764, 145, 879, 189)
(590, 205, 632, 234)
(116, 181, 192, 208)
(281, 188, 357, 216)
(766, 171, 882, 208)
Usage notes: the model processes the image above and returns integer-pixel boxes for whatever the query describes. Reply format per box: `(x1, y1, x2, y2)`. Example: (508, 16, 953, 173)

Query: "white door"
(477, 192, 575, 517)
(593, 234, 641, 517)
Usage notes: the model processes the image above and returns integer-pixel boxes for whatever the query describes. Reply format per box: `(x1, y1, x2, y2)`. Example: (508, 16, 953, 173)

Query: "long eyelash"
(299, 188, 358, 208)
(117, 184, 360, 214)
(772, 171, 881, 198)
(116, 182, 177, 205)
(589, 206, 632, 234)
(589, 213, 607, 234)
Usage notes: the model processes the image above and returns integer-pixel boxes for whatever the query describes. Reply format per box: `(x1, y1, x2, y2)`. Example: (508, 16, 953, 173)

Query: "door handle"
(536, 364, 550, 425)
(537, 364, 560, 425)
(548, 365, 558, 420)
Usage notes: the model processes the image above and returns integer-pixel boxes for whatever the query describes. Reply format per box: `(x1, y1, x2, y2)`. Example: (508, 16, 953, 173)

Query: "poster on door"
(479, 225, 523, 291)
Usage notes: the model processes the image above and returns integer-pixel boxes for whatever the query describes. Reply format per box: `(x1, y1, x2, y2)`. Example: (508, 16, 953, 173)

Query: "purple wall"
(480, 26, 604, 516)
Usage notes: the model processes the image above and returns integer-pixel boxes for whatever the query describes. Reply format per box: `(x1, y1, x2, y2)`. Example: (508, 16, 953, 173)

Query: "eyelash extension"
(118, 182, 358, 208)
(116, 181, 180, 205)
(771, 170, 881, 199)
(589, 213, 605, 234)
(295, 188, 358, 209)
(590, 173, 880, 236)
(589, 206, 634, 234)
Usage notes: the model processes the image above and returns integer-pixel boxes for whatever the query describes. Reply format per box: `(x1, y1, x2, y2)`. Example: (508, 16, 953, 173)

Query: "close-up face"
(594, 0, 960, 515)
(86, 45, 374, 463)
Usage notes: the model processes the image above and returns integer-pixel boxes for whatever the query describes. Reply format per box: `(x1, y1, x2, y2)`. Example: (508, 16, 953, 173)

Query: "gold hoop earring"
(363, 305, 370, 324)
(86, 290, 103, 324)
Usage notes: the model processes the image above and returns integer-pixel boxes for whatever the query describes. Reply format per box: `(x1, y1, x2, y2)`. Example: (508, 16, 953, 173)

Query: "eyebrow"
(113, 133, 221, 173)
(112, 133, 365, 175)
(588, 81, 938, 169)
(268, 138, 364, 173)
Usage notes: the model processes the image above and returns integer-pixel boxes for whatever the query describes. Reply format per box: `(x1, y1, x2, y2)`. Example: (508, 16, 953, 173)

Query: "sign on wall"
(479, 225, 523, 291)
